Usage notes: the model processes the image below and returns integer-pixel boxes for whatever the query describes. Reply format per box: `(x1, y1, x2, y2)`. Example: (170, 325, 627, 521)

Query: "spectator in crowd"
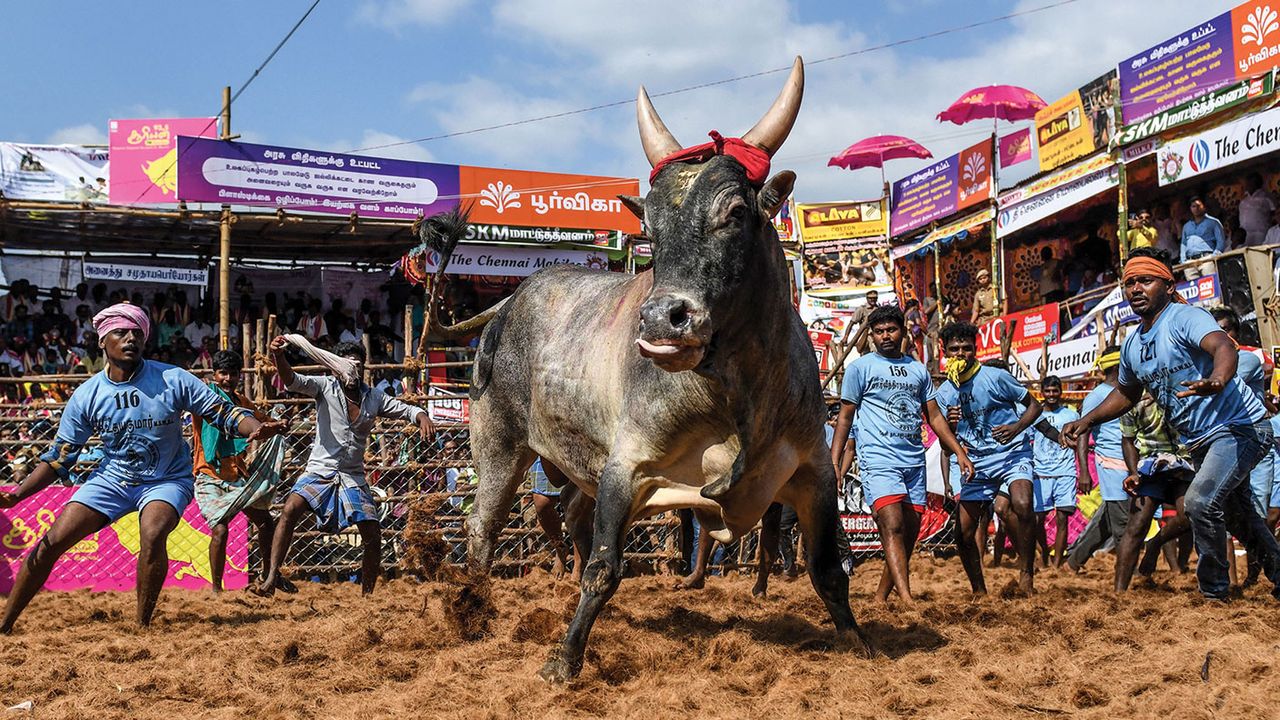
(1, 280, 35, 322)
(0, 338, 23, 375)
(970, 268, 999, 325)
(299, 298, 327, 340)
(1263, 206, 1280, 247)
(1037, 246, 1064, 304)
(170, 288, 191, 327)
(191, 336, 217, 370)
(1181, 195, 1225, 276)
(73, 331, 105, 374)
(185, 310, 215, 348)
(323, 298, 348, 340)
(1128, 208, 1157, 250)
(1151, 202, 1181, 258)
(845, 289, 880, 354)
(337, 316, 362, 345)
(70, 304, 94, 345)
(7, 306, 34, 342)
(37, 300, 72, 341)
(89, 283, 108, 312)
(156, 309, 184, 349)
(1239, 173, 1276, 247)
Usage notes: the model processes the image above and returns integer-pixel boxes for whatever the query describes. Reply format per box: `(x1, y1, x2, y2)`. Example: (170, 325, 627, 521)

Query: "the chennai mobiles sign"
(1156, 104, 1280, 185)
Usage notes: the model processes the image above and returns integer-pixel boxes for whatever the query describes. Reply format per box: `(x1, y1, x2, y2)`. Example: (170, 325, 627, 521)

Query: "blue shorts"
(958, 453, 1033, 503)
(1034, 474, 1077, 513)
(861, 465, 926, 513)
(1249, 450, 1275, 517)
(70, 475, 194, 522)
(291, 474, 378, 533)
(1271, 451, 1280, 510)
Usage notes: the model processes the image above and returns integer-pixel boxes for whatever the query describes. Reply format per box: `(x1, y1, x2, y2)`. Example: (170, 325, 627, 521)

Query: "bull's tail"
(415, 205, 504, 353)
(469, 294, 514, 399)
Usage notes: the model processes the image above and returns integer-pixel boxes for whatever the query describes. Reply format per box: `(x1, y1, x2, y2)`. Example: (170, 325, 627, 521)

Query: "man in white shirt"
(1239, 173, 1277, 247)
(185, 315, 216, 347)
(1264, 206, 1280, 247)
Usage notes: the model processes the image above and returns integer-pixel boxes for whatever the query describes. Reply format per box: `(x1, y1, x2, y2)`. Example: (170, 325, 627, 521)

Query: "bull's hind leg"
(540, 467, 633, 683)
(779, 461, 873, 655)
(466, 435, 536, 574)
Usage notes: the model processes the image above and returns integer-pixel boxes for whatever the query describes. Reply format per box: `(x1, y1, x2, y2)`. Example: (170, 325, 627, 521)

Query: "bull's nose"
(640, 295, 693, 336)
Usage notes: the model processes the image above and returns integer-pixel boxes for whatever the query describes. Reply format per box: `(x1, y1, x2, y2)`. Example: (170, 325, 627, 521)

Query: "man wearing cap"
(1063, 248, 1280, 600)
(0, 303, 283, 632)
(970, 269, 999, 326)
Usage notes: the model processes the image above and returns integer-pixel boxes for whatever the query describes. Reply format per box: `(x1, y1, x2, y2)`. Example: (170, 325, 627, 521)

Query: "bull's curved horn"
(637, 86, 682, 167)
(742, 57, 804, 157)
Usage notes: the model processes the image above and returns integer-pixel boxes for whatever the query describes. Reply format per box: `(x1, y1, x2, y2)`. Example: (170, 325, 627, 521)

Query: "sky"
(2, 0, 1242, 203)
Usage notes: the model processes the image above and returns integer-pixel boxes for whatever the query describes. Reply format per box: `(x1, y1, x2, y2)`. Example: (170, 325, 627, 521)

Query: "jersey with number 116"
(44, 360, 248, 485)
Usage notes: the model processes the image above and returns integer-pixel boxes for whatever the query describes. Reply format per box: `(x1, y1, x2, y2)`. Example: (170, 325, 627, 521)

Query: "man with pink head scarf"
(0, 302, 283, 633)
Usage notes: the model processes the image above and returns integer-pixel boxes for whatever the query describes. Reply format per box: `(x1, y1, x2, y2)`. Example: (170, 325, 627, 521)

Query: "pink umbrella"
(936, 85, 1047, 125)
(828, 134, 933, 171)
(828, 134, 933, 192)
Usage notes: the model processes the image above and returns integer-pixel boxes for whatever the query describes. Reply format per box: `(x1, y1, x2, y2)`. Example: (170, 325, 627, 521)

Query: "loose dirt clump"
(511, 606, 561, 644)
(442, 575, 496, 641)
(401, 494, 454, 581)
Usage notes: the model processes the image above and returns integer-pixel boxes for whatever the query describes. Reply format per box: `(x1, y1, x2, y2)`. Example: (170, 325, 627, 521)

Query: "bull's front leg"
(540, 464, 634, 683)
(780, 459, 874, 656)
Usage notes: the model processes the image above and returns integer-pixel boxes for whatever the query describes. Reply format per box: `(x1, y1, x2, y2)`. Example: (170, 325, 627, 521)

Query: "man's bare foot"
(249, 580, 276, 598)
(550, 556, 566, 579)
(673, 574, 705, 590)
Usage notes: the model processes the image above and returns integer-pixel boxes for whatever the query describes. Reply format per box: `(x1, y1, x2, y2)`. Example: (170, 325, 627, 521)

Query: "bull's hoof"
(538, 654, 579, 684)
(751, 579, 768, 598)
(835, 627, 877, 658)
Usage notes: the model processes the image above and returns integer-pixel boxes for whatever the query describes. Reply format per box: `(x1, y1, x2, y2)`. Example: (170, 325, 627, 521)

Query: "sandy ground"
(2, 554, 1279, 719)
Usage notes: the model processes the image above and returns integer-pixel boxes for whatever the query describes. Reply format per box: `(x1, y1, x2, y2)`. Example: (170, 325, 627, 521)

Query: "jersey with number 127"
(42, 360, 248, 485)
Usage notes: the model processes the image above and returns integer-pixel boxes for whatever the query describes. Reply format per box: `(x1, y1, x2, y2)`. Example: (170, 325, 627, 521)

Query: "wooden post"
(218, 207, 232, 350)
(218, 86, 233, 351)
(265, 314, 278, 401)
(254, 318, 266, 401)
(402, 303, 416, 395)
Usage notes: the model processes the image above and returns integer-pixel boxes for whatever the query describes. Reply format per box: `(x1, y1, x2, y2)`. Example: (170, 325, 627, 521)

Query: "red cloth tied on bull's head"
(649, 131, 771, 186)
(92, 302, 151, 343)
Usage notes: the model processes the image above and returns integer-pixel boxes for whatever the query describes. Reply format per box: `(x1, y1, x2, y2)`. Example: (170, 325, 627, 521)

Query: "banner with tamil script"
(1035, 71, 1116, 172)
(996, 154, 1119, 238)
(0, 486, 248, 593)
(1114, 73, 1274, 148)
(83, 261, 209, 287)
(999, 128, 1032, 168)
(1119, 1, 1280, 125)
(890, 139, 991, 238)
(176, 137, 460, 220)
(457, 166, 640, 234)
(1155, 104, 1280, 185)
(0, 143, 109, 202)
(109, 118, 217, 205)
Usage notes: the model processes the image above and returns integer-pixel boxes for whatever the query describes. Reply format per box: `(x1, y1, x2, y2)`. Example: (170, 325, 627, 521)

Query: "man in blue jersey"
(1032, 376, 1078, 569)
(934, 322, 1043, 594)
(1211, 306, 1278, 587)
(0, 304, 282, 632)
(833, 306, 972, 604)
(1066, 348, 1130, 572)
(1062, 248, 1280, 600)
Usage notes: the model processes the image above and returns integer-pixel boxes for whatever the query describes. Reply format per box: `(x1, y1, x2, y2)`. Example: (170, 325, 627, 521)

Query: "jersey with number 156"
(42, 360, 248, 485)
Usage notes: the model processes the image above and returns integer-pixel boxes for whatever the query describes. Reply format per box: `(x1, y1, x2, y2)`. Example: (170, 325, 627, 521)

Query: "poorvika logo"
(479, 181, 521, 214)
(1241, 5, 1279, 46)
(960, 153, 987, 199)
(1188, 139, 1212, 173)
(1160, 150, 1185, 184)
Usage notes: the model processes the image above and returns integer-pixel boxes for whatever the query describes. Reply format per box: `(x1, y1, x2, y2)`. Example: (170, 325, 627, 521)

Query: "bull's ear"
(757, 171, 795, 217)
(618, 194, 645, 221)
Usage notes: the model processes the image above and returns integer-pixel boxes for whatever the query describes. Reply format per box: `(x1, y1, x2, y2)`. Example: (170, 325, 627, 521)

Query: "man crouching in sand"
(254, 336, 433, 596)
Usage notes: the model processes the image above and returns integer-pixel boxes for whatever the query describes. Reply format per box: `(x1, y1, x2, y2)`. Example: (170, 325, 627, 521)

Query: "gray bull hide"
(430, 57, 868, 682)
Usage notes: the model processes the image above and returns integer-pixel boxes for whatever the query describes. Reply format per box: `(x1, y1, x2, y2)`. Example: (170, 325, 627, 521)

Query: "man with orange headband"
(1062, 248, 1280, 600)
(0, 303, 284, 632)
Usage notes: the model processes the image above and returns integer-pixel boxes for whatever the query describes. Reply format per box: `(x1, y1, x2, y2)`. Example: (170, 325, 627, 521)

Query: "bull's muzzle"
(636, 292, 709, 372)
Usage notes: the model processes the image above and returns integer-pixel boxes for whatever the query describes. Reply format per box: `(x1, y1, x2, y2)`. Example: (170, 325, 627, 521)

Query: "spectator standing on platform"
(1181, 196, 1225, 277)
(1239, 173, 1276, 247)
(970, 268, 999, 326)
(1129, 209, 1157, 250)
(1038, 246, 1065, 304)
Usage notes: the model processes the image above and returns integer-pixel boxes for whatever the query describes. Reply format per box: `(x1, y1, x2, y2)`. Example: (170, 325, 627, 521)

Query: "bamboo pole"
(218, 86, 234, 351)
(402, 304, 416, 395)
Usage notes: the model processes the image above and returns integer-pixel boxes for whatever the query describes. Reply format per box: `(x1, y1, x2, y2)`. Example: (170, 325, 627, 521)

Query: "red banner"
(976, 303, 1059, 361)
(809, 329, 835, 373)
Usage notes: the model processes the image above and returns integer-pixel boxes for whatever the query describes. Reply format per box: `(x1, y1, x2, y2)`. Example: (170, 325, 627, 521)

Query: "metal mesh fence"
(0, 366, 965, 589)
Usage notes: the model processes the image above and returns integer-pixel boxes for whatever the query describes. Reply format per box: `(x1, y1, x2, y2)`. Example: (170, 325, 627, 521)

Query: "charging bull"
(426, 57, 868, 682)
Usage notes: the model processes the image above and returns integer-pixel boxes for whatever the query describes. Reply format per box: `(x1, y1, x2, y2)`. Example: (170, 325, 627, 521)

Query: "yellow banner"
(796, 199, 887, 243)
(1035, 91, 1092, 172)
